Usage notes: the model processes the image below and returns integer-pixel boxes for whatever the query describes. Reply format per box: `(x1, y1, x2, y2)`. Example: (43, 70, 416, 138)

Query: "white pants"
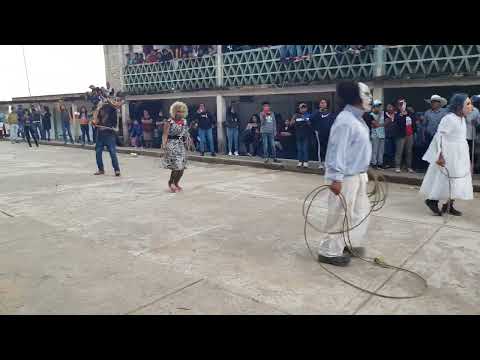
(318, 173, 370, 257)
(9, 124, 19, 142)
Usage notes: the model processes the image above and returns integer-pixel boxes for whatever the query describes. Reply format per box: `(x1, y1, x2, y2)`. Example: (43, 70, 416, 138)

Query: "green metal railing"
(384, 45, 480, 79)
(223, 45, 375, 87)
(123, 45, 480, 94)
(124, 55, 217, 94)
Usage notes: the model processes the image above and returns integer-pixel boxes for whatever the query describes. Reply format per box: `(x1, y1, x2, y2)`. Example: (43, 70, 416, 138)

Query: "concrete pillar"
(216, 94, 226, 153)
(372, 87, 384, 105)
(374, 45, 386, 78)
(216, 45, 223, 88)
(122, 102, 130, 145)
(118, 45, 126, 92)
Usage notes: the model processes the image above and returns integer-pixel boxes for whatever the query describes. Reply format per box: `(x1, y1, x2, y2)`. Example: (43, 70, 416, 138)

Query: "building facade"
(106, 45, 480, 151)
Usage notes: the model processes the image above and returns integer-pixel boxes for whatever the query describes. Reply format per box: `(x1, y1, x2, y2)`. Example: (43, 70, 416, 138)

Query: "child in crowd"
(129, 119, 143, 148)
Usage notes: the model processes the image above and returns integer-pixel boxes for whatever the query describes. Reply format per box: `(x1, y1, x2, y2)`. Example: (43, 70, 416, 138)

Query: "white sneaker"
(297, 162, 303, 167)
(234, 151, 239, 156)
(407, 168, 415, 173)
(395, 168, 401, 173)
(318, 163, 324, 170)
(228, 152, 233, 156)
(303, 162, 309, 168)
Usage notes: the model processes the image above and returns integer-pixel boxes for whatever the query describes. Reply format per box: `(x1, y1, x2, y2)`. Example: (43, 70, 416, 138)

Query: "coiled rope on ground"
(302, 170, 429, 299)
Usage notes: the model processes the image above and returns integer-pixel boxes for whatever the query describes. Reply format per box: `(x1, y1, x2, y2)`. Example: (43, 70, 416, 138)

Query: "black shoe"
(425, 199, 442, 216)
(273, 158, 281, 163)
(442, 203, 462, 216)
(343, 247, 366, 257)
(318, 254, 351, 267)
(201, 152, 205, 156)
(211, 152, 216, 157)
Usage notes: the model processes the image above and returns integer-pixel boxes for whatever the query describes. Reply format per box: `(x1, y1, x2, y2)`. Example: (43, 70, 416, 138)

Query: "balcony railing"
(385, 45, 480, 79)
(124, 55, 217, 94)
(123, 45, 480, 95)
(223, 45, 375, 87)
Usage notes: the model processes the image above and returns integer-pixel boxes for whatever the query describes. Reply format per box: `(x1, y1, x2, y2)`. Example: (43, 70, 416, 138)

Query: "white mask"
(358, 82, 372, 112)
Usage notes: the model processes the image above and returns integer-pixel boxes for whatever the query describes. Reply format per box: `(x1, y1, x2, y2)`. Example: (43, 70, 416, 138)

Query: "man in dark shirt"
(16, 105, 25, 140)
(310, 98, 336, 169)
(31, 105, 42, 140)
(194, 103, 216, 156)
(93, 97, 123, 176)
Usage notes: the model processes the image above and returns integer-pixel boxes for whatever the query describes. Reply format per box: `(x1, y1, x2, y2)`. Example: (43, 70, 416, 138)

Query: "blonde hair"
(169, 101, 188, 119)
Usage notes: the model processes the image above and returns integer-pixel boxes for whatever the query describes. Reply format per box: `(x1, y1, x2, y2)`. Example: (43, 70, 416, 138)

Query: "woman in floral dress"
(162, 101, 191, 192)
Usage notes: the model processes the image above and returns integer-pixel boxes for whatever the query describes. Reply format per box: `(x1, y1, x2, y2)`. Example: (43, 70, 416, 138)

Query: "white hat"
(425, 94, 447, 107)
(372, 99, 382, 107)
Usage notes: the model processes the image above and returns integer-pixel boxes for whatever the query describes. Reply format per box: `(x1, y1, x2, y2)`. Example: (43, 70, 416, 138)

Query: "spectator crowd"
(124, 45, 372, 67)
(2, 83, 479, 176)
(125, 92, 480, 173)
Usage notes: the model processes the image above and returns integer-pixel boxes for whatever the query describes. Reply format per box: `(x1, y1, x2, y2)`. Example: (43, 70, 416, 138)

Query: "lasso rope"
(302, 170, 428, 299)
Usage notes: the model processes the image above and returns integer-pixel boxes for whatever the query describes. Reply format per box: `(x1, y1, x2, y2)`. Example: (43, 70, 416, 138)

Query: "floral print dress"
(163, 119, 189, 170)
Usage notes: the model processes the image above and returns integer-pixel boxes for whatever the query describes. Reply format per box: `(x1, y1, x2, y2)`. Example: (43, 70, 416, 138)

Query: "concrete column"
(118, 45, 126, 92)
(216, 94, 226, 153)
(374, 45, 386, 78)
(372, 87, 384, 105)
(216, 45, 223, 88)
(121, 102, 130, 145)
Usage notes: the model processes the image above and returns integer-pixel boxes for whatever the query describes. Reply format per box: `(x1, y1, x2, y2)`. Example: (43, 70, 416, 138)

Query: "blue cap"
(471, 95, 480, 103)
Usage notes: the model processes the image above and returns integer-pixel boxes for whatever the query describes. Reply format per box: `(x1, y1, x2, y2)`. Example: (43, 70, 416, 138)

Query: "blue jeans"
(96, 130, 120, 172)
(296, 136, 309, 162)
(62, 121, 74, 144)
(91, 124, 97, 143)
(384, 137, 396, 166)
(226, 127, 239, 153)
(81, 124, 91, 144)
(262, 133, 276, 159)
(198, 128, 214, 153)
(32, 122, 42, 140)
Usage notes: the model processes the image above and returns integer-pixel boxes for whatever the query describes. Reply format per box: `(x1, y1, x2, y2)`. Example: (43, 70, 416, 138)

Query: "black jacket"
(389, 112, 416, 139)
(310, 110, 335, 139)
(195, 111, 214, 130)
(225, 112, 240, 128)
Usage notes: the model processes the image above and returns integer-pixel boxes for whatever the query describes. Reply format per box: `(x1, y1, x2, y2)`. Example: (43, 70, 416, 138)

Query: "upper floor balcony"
(123, 45, 480, 95)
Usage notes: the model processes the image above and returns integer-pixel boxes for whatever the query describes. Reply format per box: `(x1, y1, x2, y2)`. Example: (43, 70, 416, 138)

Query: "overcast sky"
(0, 45, 106, 101)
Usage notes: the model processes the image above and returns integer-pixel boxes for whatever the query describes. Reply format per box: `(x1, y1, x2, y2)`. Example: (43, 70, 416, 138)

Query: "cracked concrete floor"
(0, 142, 479, 314)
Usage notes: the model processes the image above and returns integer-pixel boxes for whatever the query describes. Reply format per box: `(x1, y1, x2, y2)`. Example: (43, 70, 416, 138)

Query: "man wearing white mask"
(421, 93, 474, 216)
(318, 81, 372, 266)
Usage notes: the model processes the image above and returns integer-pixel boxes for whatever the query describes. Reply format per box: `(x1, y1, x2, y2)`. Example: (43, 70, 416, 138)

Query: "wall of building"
(103, 45, 125, 93)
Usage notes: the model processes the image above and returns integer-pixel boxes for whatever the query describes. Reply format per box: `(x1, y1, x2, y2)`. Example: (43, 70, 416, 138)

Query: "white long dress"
(419, 112, 473, 201)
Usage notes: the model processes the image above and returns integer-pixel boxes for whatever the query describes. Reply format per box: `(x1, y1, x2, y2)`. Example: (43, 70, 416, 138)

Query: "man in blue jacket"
(310, 98, 336, 170)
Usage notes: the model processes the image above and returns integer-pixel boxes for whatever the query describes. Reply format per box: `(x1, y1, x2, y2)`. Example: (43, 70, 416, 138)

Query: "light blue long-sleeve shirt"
(325, 105, 372, 182)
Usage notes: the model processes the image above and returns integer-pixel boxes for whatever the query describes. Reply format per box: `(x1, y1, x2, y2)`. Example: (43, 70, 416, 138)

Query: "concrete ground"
(1, 141, 479, 315)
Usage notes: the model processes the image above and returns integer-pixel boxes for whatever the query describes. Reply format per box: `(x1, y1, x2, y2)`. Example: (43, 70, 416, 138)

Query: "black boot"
(425, 199, 442, 216)
(442, 201, 462, 216)
(318, 253, 351, 266)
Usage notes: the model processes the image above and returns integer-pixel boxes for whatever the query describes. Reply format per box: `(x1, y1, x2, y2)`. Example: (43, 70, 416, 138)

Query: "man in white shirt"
(318, 81, 372, 266)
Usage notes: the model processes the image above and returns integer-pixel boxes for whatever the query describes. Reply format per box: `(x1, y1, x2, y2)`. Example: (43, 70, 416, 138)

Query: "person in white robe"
(420, 93, 474, 216)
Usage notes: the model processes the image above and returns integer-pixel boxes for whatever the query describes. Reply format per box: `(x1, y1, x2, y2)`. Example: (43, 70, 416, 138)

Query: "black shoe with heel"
(425, 199, 442, 216)
(442, 202, 462, 216)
